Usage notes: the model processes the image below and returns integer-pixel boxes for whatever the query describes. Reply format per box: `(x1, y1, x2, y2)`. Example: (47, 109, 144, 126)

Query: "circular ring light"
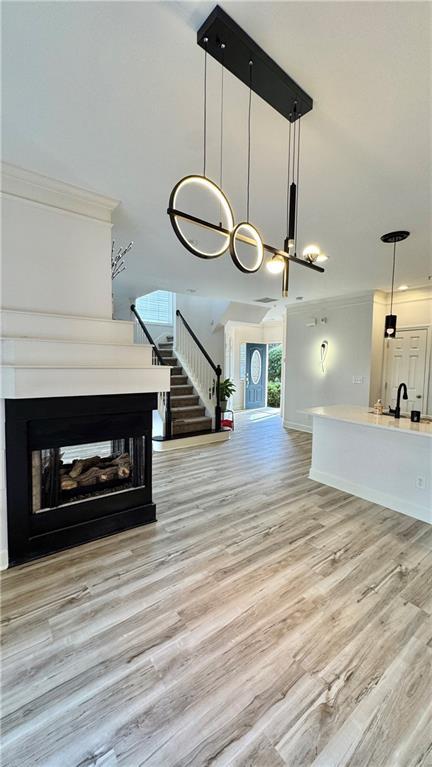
(168, 175, 234, 260)
(229, 222, 264, 274)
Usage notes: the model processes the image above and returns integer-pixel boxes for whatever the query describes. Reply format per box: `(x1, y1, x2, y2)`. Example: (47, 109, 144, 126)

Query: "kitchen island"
(307, 405, 432, 524)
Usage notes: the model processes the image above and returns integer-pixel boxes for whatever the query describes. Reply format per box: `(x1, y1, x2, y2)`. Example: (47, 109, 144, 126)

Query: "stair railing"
(131, 304, 172, 439)
(175, 309, 222, 432)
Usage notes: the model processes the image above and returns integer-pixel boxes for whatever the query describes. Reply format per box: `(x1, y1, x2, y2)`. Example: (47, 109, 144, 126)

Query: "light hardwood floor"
(1, 410, 432, 767)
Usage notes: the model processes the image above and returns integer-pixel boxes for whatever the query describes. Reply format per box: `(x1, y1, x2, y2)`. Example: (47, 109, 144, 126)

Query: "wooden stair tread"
(171, 407, 205, 420)
(171, 395, 199, 405)
(174, 416, 211, 424)
(171, 405, 205, 412)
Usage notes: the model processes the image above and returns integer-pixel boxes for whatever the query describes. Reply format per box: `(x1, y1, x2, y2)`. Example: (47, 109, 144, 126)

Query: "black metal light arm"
(167, 208, 325, 273)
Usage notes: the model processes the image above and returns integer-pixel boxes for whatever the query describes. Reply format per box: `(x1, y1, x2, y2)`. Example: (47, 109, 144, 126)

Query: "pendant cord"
(294, 114, 301, 254)
(219, 45, 225, 191)
(203, 38, 208, 178)
(247, 60, 252, 222)
(390, 241, 396, 315)
(286, 119, 292, 235)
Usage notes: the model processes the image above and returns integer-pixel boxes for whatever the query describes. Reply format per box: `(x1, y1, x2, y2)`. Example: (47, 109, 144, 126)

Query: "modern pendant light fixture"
(168, 37, 234, 259)
(230, 61, 264, 274)
(381, 230, 410, 338)
(167, 5, 327, 296)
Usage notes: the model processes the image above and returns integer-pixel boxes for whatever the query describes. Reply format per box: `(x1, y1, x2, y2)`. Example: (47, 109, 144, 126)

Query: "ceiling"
(2, 1, 431, 306)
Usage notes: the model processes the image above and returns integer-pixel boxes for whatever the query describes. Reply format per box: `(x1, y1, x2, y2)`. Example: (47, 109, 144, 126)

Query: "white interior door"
(384, 328, 428, 413)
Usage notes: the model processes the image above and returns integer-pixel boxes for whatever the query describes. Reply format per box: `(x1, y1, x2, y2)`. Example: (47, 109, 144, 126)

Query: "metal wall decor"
(167, 5, 325, 297)
(111, 241, 133, 280)
(320, 340, 329, 373)
(381, 230, 410, 338)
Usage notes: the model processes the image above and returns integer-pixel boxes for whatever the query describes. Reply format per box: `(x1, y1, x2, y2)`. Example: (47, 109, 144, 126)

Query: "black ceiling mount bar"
(167, 208, 324, 273)
(197, 6, 313, 123)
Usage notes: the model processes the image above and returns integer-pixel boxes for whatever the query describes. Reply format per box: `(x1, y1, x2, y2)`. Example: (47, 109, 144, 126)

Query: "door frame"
(223, 320, 285, 414)
(382, 324, 431, 415)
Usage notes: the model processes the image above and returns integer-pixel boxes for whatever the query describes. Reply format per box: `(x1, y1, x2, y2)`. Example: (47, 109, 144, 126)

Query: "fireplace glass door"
(32, 437, 146, 513)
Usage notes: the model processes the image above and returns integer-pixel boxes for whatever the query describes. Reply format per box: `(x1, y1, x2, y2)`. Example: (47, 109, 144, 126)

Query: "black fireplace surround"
(5, 393, 157, 565)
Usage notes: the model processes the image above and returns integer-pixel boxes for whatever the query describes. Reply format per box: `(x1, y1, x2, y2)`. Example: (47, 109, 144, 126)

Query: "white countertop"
(306, 405, 432, 438)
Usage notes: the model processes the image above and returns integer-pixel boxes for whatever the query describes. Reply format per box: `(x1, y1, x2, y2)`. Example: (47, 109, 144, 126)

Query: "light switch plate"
(352, 376, 364, 384)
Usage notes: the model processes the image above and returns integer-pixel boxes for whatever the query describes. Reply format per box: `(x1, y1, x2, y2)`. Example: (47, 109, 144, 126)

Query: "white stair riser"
(1, 338, 153, 368)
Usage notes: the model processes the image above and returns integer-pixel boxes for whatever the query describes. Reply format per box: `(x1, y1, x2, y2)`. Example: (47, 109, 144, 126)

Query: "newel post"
(215, 364, 222, 432)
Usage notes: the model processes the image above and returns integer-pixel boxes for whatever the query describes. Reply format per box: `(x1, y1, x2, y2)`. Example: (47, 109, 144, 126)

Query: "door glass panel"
(251, 349, 262, 384)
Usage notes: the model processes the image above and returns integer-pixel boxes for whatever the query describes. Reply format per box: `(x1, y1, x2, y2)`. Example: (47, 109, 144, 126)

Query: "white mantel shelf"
(306, 405, 432, 438)
(307, 405, 431, 525)
(1, 365, 170, 399)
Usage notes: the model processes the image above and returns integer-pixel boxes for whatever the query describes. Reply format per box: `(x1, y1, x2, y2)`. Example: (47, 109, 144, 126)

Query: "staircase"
(131, 304, 230, 450)
(158, 341, 212, 435)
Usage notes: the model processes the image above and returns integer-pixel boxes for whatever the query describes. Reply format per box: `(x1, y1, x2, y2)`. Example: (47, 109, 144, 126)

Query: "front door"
(245, 343, 267, 409)
(384, 328, 428, 413)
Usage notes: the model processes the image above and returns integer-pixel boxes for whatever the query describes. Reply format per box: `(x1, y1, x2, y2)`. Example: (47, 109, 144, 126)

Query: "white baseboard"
(153, 430, 230, 452)
(0, 549, 9, 570)
(283, 420, 312, 434)
(309, 468, 432, 525)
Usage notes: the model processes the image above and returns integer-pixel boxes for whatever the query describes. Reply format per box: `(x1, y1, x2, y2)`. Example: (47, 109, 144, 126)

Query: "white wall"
(391, 287, 432, 327)
(1, 167, 116, 319)
(284, 294, 374, 431)
(369, 292, 388, 407)
(175, 294, 226, 370)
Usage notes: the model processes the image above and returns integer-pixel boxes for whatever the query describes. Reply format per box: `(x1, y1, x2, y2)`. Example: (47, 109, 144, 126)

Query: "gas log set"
(59, 453, 131, 491)
(36, 449, 134, 511)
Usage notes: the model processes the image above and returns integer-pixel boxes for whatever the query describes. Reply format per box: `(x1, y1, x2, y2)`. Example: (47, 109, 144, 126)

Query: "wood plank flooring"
(1, 409, 432, 766)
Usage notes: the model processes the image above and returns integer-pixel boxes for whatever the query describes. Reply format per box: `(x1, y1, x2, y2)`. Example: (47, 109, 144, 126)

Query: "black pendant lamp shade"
(381, 230, 410, 338)
(384, 314, 397, 337)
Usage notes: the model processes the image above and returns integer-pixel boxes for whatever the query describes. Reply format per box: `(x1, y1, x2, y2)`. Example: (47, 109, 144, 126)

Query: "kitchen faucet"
(392, 382, 408, 419)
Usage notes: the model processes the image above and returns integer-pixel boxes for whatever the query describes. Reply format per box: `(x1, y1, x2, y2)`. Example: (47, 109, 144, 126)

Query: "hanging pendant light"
(168, 38, 234, 259)
(167, 8, 326, 296)
(230, 61, 264, 274)
(381, 230, 410, 338)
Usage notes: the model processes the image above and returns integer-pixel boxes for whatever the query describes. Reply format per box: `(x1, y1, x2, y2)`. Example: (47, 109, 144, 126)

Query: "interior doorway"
(383, 327, 430, 413)
(227, 320, 284, 412)
(267, 343, 282, 409)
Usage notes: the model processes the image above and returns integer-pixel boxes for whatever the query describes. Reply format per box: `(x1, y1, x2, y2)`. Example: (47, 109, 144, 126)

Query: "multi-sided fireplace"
(5, 393, 156, 564)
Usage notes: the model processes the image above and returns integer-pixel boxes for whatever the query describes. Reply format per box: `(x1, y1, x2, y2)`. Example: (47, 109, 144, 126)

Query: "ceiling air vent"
(254, 297, 278, 303)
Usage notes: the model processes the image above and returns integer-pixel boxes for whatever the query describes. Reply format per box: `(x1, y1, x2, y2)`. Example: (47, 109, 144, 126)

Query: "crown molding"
(373, 286, 432, 307)
(1, 162, 119, 223)
(285, 291, 374, 316)
(391, 287, 432, 306)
